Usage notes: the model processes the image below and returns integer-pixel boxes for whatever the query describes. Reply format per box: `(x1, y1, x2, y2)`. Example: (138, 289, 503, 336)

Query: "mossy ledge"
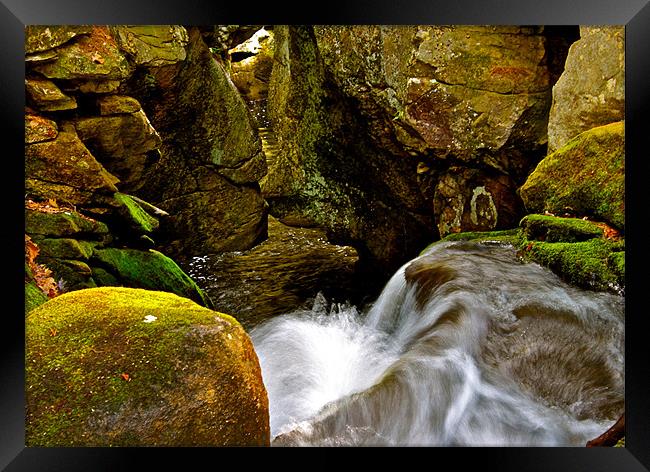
(91, 248, 212, 308)
(26, 287, 270, 446)
(421, 214, 624, 294)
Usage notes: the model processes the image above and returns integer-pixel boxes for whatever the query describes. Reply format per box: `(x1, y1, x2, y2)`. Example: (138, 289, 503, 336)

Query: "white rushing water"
(250, 241, 625, 446)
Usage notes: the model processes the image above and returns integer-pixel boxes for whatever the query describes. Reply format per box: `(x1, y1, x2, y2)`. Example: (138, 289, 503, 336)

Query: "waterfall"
(250, 241, 624, 446)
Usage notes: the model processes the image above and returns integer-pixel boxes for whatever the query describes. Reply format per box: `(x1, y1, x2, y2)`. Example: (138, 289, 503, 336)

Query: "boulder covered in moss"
(26, 287, 270, 446)
(91, 248, 212, 308)
(519, 121, 624, 230)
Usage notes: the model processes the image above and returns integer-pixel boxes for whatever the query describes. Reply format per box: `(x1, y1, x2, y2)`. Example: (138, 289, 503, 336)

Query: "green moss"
(520, 214, 604, 243)
(90, 266, 120, 286)
(519, 121, 625, 230)
(37, 257, 96, 291)
(25, 209, 109, 238)
(91, 248, 212, 308)
(25, 287, 257, 446)
(114, 192, 159, 234)
(25, 281, 49, 314)
(33, 238, 95, 260)
(521, 239, 622, 292)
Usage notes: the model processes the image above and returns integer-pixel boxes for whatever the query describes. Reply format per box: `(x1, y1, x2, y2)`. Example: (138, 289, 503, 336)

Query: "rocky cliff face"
(25, 25, 268, 263)
(264, 25, 577, 276)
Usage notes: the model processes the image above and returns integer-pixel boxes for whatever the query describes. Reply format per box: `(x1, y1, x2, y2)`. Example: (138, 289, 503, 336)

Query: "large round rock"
(26, 287, 270, 446)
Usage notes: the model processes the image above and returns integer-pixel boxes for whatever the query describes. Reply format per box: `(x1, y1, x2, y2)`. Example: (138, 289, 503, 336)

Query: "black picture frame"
(4, 0, 649, 469)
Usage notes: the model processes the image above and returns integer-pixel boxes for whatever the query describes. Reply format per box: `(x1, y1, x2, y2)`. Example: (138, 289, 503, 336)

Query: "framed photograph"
(6, 0, 649, 469)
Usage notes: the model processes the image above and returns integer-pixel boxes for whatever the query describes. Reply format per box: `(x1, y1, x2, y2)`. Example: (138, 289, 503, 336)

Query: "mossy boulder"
(26, 287, 270, 446)
(37, 258, 96, 291)
(91, 248, 212, 308)
(25, 78, 77, 112)
(522, 238, 623, 292)
(32, 238, 95, 260)
(25, 208, 109, 239)
(25, 281, 49, 314)
(113, 193, 159, 234)
(519, 121, 625, 230)
(520, 214, 604, 243)
(25, 25, 92, 54)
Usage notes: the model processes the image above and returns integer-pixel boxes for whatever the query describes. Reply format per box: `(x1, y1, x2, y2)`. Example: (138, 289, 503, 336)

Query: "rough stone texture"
(25, 25, 92, 54)
(25, 123, 120, 206)
(25, 78, 77, 111)
(124, 27, 267, 256)
(25, 114, 58, 144)
(96, 95, 142, 115)
(199, 25, 262, 57)
(230, 28, 275, 102)
(433, 167, 524, 236)
(184, 216, 359, 328)
(264, 26, 576, 271)
(313, 25, 574, 179)
(26, 287, 270, 446)
(114, 26, 189, 67)
(32, 26, 132, 80)
(519, 121, 624, 230)
(547, 26, 625, 153)
(74, 107, 162, 193)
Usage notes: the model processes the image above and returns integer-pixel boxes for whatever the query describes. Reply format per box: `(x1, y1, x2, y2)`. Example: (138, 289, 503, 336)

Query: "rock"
(199, 25, 262, 57)
(31, 26, 131, 80)
(75, 80, 121, 94)
(547, 26, 624, 152)
(230, 28, 275, 102)
(91, 248, 212, 308)
(520, 214, 604, 243)
(114, 26, 189, 67)
(113, 192, 160, 234)
(124, 27, 267, 256)
(25, 124, 120, 206)
(25, 208, 109, 238)
(312, 25, 575, 179)
(26, 287, 270, 446)
(433, 167, 524, 237)
(25, 114, 58, 144)
(25, 281, 48, 314)
(25, 78, 77, 111)
(96, 95, 142, 115)
(74, 109, 162, 192)
(519, 121, 624, 230)
(33, 238, 95, 260)
(25, 25, 92, 54)
(37, 258, 96, 291)
(183, 216, 359, 328)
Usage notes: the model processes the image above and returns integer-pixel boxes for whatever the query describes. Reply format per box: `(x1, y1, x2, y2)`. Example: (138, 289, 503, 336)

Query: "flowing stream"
(250, 241, 624, 446)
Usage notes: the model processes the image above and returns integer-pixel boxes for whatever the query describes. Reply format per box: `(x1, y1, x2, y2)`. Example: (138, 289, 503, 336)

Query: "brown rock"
(31, 26, 131, 80)
(25, 25, 92, 54)
(25, 114, 58, 144)
(547, 26, 625, 152)
(114, 25, 189, 67)
(96, 95, 142, 115)
(25, 78, 77, 111)
(25, 124, 119, 205)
